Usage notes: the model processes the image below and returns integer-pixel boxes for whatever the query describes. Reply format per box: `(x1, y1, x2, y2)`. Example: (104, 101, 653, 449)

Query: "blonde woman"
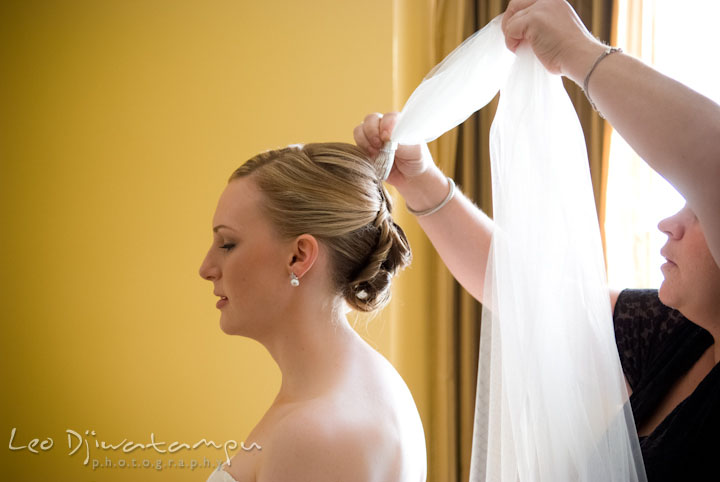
(199, 143, 427, 482)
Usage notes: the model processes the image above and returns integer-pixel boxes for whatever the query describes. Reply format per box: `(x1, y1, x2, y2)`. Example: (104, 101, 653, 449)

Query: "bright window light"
(605, 0, 720, 289)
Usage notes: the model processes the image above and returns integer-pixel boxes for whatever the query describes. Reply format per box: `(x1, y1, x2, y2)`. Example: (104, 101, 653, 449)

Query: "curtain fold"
(423, 1, 616, 480)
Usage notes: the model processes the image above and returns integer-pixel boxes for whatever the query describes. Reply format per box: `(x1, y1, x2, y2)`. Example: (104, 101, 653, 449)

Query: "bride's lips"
(215, 295, 228, 309)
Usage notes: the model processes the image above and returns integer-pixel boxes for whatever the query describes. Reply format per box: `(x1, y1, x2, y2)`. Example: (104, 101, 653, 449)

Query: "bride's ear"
(287, 234, 319, 280)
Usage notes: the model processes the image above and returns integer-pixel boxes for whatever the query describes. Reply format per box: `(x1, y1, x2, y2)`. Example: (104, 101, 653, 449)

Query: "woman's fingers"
(502, 0, 536, 33)
(378, 112, 398, 142)
(353, 123, 375, 155)
(361, 112, 384, 149)
(353, 111, 402, 160)
(503, 7, 531, 52)
(502, 0, 591, 76)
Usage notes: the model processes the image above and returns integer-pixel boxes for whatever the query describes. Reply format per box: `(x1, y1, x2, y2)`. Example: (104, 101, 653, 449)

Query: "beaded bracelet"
(583, 46, 622, 118)
(406, 176, 456, 217)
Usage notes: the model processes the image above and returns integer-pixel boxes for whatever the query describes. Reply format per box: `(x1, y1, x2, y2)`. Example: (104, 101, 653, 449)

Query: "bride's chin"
(219, 314, 260, 338)
(219, 315, 243, 335)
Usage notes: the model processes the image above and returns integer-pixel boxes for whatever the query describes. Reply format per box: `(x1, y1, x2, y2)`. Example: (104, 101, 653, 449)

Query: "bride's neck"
(264, 297, 360, 402)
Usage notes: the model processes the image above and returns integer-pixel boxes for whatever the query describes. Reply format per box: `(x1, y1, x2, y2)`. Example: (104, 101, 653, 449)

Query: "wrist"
(406, 177, 455, 217)
(562, 39, 607, 86)
(398, 166, 450, 213)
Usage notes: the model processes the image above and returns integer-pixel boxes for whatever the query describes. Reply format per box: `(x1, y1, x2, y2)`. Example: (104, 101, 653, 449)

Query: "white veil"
(382, 15, 647, 482)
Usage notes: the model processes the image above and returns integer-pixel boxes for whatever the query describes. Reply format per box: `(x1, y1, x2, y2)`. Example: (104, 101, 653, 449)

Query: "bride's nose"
(198, 253, 221, 281)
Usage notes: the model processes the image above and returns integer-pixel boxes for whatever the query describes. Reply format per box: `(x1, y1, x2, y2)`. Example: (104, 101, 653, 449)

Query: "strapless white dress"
(206, 463, 239, 482)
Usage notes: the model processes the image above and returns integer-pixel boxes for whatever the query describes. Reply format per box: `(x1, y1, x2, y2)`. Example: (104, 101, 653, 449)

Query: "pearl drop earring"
(290, 272, 300, 287)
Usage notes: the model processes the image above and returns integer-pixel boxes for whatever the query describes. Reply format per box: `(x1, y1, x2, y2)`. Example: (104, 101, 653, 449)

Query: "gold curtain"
(424, 1, 616, 480)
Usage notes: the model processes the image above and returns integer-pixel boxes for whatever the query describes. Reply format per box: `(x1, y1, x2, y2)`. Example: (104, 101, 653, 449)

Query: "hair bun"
(344, 191, 411, 312)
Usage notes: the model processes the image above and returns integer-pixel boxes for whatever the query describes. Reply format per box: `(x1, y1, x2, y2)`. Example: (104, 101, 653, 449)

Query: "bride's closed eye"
(220, 243, 235, 252)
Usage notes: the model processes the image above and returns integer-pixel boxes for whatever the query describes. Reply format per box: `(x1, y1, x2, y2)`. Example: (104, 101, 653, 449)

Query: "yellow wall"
(0, 1, 422, 480)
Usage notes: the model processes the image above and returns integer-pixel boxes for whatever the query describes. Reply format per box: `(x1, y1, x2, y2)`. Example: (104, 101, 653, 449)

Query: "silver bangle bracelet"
(583, 46, 622, 118)
(406, 176, 456, 217)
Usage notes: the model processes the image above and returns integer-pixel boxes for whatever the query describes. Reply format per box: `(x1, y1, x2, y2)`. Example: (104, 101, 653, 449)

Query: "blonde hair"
(229, 142, 411, 312)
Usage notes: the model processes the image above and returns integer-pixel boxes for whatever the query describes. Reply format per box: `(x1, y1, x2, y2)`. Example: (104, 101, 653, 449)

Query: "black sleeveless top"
(613, 289, 719, 481)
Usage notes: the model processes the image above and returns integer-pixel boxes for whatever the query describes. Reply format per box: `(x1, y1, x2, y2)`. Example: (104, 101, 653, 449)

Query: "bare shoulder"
(256, 402, 391, 482)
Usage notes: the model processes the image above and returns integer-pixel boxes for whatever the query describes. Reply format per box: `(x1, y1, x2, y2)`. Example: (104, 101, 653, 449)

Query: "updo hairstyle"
(228, 142, 411, 312)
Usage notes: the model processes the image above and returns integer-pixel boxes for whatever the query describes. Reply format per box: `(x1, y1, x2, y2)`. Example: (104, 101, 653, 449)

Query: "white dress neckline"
(206, 462, 240, 482)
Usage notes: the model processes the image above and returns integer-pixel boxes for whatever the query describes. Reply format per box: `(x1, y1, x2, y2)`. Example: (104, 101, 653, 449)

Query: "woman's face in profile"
(198, 177, 292, 337)
(657, 204, 720, 318)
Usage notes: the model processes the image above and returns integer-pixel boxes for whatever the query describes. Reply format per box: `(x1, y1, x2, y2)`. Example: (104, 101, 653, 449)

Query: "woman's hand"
(502, 0, 605, 84)
(354, 112, 449, 213)
(353, 112, 434, 190)
(353, 112, 494, 303)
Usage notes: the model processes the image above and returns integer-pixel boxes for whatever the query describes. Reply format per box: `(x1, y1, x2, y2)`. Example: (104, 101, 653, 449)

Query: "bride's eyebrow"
(213, 225, 237, 233)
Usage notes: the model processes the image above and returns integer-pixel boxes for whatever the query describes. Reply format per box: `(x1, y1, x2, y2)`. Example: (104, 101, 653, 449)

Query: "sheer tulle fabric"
(387, 15, 647, 482)
(391, 16, 514, 146)
(376, 16, 514, 179)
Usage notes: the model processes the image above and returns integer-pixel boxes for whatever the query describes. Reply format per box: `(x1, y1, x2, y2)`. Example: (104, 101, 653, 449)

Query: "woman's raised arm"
(354, 113, 494, 303)
(503, 0, 720, 267)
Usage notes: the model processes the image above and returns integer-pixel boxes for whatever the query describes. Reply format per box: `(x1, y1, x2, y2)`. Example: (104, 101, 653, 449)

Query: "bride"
(198, 142, 427, 482)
